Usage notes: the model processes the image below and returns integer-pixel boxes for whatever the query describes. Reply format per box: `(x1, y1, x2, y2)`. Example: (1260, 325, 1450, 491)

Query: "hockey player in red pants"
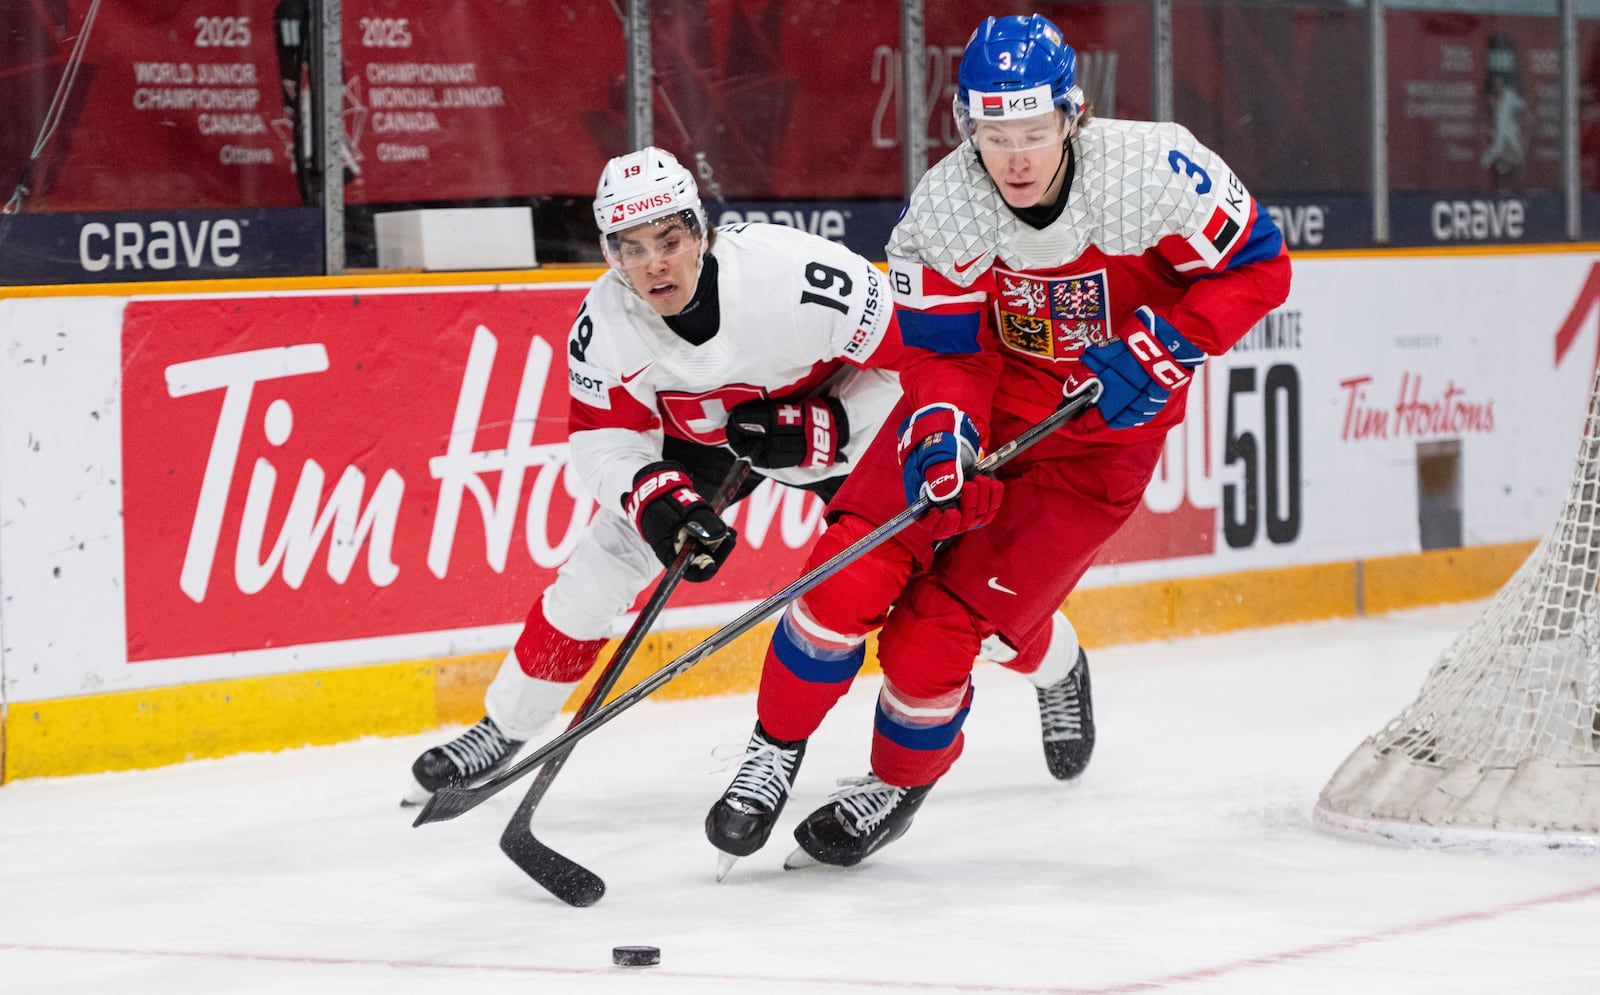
(707, 12, 1291, 872)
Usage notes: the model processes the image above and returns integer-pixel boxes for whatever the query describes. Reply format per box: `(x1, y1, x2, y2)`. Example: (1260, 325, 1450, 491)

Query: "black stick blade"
(500, 825, 606, 907)
(412, 787, 474, 827)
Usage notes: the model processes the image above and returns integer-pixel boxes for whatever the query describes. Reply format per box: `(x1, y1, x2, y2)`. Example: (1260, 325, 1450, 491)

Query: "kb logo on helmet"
(975, 89, 1047, 119)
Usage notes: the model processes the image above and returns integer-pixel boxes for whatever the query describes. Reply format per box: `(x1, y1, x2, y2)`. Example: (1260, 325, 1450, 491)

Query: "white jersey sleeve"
(563, 276, 669, 511)
(563, 224, 902, 508)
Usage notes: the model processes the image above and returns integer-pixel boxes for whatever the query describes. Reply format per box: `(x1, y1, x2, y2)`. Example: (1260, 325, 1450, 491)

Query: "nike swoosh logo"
(619, 364, 652, 384)
(953, 254, 985, 274)
(987, 576, 1018, 596)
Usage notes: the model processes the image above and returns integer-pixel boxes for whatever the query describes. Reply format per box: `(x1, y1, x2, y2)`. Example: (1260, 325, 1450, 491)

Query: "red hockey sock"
(513, 597, 609, 683)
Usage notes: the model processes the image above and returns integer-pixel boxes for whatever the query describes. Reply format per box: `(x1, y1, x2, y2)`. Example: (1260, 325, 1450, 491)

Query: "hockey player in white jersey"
(404, 147, 904, 802)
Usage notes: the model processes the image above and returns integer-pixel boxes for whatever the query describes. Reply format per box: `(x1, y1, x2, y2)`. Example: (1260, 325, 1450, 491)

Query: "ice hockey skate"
(706, 722, 806, 881)
(784, 773, 933, 870)
(1037, 648, 1095, 781)
(401, 716, 525, 806)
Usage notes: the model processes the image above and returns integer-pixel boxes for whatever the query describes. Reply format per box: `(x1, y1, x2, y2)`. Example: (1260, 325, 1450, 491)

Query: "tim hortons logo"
(160, 324, 823, 604)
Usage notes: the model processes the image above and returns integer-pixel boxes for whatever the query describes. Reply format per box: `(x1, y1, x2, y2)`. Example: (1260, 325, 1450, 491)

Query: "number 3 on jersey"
(1167, 150, 1212, 196)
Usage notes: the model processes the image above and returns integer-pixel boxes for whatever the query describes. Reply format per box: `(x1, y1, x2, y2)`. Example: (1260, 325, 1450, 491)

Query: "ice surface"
(3, 602, 1596, 994)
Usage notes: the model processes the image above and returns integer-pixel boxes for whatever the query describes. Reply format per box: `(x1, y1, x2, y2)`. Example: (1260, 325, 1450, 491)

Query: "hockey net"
(1314, 367, 1600, 853)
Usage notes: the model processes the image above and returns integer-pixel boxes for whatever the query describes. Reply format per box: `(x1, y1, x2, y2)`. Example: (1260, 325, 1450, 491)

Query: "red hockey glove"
(897, 402, 1003, 539)
(725, 396, 848, 469)
(1078, 306, 1205, 429)
(624, 461, 738, 581)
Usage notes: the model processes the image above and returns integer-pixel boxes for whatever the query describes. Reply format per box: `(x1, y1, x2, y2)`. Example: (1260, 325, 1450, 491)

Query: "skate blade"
(398, 778, 433, 808)
(714, 852, 740, 882)
(782, 845, 823, 871)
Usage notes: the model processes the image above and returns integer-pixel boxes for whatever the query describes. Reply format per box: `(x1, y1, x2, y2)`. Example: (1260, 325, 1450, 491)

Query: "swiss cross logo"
(657, 384, 767, 444)
(995, 268, 1112, 362)
(609, 191, 677, 227)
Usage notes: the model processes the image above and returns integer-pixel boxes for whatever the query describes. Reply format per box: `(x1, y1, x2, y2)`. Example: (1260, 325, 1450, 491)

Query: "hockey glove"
(897, 402, 1004, 539)
(625, 461, 738, 581)
(725, 396, 849, 469)
(1078, 306, 1206, 430)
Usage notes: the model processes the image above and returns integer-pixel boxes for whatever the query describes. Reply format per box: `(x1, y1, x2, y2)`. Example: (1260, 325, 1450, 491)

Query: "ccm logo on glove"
(1078, 306, 1206, 430)
(896, 402, 1003, 539)
(1127, 326, 1194, 390)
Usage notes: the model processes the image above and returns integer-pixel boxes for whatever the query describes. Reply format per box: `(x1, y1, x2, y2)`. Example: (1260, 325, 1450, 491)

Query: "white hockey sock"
(484, 649, 581, 742)
(1011, 613, 1082, 689)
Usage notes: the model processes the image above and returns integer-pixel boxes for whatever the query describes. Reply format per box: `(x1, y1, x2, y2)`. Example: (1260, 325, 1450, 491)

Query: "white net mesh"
(1313, 365, 1600, 853)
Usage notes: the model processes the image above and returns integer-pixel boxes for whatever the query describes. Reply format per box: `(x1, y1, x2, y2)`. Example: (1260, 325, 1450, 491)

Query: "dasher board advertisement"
(2, 251, 1598, 705)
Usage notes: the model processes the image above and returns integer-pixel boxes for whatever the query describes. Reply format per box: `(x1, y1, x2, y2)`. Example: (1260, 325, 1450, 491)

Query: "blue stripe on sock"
(772, 613, 865, 685)
(873, 698, 972, 752)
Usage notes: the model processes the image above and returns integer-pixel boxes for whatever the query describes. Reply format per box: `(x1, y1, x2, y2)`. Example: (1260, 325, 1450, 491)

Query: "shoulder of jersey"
(715, 219, 844, 257)
(888, 144, 1008, 283)
(1077, 117, 1213, 227)
(572, 274, 650, 371)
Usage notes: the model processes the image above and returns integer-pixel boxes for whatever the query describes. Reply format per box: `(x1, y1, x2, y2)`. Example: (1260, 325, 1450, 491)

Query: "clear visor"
(602, 211, 704, 273)
(965, 111, 1070, 154)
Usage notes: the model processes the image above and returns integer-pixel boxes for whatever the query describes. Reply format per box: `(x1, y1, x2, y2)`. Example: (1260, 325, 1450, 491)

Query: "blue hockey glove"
(1078, 307, 1206, 429)
(897, 403, 1003, 538)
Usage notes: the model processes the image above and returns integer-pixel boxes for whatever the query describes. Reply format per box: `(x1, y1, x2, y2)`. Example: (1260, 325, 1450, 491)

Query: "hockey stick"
(414, 378, 1103, 829)
(496, 456, 750, 907)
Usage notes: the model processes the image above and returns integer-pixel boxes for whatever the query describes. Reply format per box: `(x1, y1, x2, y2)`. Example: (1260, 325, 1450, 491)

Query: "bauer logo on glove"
(725, 396, 849, 469)
(625, 460, 738, 581)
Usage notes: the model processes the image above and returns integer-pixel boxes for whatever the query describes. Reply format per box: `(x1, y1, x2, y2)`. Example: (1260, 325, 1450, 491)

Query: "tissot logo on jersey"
(609, 191, 676, 225)
(995, 269, 1113, 362)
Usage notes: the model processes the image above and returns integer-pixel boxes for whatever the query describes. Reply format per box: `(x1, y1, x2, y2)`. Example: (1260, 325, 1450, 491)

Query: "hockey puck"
(612, 945, 660, 967)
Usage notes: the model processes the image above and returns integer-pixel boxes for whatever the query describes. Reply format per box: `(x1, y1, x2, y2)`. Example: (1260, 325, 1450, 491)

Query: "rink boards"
(2, 247, 1595, 780)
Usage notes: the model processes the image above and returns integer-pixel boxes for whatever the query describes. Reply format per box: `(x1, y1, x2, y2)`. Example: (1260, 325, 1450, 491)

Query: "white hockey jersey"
(564, 222, 902, 510)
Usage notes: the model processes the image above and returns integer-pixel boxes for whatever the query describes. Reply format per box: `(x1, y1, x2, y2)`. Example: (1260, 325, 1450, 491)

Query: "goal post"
(1313, 366, 1600, 854)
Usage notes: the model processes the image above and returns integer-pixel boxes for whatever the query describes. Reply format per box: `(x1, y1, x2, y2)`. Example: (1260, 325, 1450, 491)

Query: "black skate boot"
(787, 774, 934, 869)
(706, 722, 806, 876)
(1037, 648, 1095, 781)
(405, 716, 524, 804)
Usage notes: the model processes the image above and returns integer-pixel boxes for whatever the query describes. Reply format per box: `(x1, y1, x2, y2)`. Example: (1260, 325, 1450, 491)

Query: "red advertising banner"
(649, 1, 1152, 200)
(1387, 13, 1561, 193)
(14, 1, 1600, 216)
(5, 1, 303, 212)
(118, 286, 819, 662)
(5, 1, 1156, 212)
(117, 280, 1222, 664)
(337, 0, 621, 205)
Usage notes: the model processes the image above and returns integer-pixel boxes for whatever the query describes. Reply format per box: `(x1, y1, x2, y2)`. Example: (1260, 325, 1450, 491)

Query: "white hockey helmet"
(593, 147, 708, 273)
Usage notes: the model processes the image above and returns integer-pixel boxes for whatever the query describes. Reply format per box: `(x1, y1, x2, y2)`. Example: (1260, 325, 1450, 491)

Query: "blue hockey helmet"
(954, 14, 1083, 140)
